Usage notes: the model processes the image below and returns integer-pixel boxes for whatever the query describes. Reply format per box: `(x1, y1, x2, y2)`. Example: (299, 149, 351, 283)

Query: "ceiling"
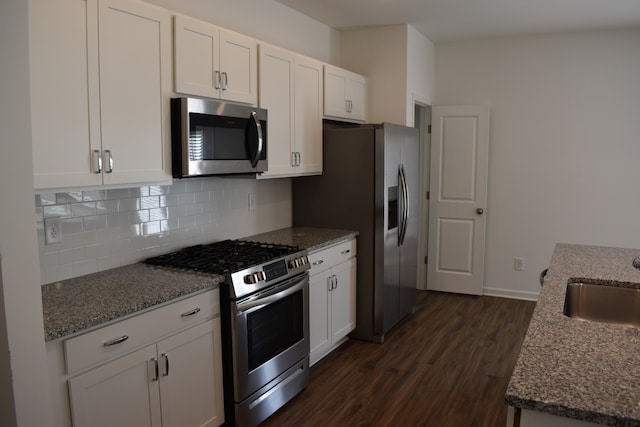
(275, 0, 640, 42)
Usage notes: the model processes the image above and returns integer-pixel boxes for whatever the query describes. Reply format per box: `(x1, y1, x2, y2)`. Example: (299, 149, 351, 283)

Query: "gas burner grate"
(144, 239, 300, 275)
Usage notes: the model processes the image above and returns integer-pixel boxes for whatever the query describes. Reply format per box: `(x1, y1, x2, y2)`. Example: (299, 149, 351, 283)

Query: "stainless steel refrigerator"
(293, 123, 419, 342)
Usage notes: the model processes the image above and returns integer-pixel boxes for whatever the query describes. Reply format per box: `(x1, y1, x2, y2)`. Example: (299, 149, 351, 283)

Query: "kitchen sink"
(563, 281, 640, 327)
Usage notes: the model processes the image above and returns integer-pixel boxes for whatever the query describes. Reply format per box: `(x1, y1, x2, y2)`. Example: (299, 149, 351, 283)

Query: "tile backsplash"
(35, 177, 292, 285)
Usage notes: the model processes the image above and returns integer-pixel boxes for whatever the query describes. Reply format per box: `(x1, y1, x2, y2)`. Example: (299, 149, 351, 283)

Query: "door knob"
(476, 208, 485, 215)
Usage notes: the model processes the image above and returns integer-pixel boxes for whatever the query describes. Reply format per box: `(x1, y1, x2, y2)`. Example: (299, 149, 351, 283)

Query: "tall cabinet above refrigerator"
(293, 123, 419, 342)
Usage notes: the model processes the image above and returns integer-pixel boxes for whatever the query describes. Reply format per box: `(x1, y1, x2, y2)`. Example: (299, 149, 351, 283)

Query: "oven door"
(232, 273, 309, 402)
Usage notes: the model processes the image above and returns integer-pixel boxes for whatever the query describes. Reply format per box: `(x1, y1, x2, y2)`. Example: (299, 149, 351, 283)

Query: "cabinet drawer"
(64, 288, 219, 374)
(309, 239, 357, 275)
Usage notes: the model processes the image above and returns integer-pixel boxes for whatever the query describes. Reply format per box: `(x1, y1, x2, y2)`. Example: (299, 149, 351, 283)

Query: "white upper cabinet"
(174, 15, 258, 105)
(258, 44, 323, 178)
(323, 64, 367, 123)
(30, 0, 172, 190)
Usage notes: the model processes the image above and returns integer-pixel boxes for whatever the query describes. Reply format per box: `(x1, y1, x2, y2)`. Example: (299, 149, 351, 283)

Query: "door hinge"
(427, 124, 432, 134)
(424, 256, 428, 264)
(426, 191, 430, 200)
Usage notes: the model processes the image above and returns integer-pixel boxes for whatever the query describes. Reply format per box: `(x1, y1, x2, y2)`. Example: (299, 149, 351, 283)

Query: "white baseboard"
(482, 286, 539, 301)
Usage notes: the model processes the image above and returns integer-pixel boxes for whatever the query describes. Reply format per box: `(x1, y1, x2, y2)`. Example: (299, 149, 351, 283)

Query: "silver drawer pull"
(103, 335, 129, 347)
(312, 260, 324, 266)
(181, 307, 201, 317)
(340, 249, 351, 255)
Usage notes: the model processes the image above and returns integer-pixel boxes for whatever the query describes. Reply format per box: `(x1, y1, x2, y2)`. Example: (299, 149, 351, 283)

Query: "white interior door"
(427, 106, 490, 295)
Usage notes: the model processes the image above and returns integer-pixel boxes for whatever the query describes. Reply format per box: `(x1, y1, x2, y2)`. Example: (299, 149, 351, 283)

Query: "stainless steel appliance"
(293, 123, 419, 343)
(145, 240, 310, 426)
(171, 97, 268, 177)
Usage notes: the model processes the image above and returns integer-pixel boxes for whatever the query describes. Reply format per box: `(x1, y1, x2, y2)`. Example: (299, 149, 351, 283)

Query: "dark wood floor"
(261, 290, 536, 427)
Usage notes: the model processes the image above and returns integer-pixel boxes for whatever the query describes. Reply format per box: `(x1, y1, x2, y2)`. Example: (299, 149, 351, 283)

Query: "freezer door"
(398, 126, 420, 318)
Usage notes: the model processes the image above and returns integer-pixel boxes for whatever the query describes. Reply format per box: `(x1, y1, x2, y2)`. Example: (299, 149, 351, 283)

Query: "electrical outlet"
(514, 257, 524, 272)
(248, 193, 256, 211)
(45, 218, 62, 245)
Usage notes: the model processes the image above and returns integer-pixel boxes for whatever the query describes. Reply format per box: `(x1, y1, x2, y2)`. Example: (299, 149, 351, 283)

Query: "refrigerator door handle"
(399, 165, 409, 246)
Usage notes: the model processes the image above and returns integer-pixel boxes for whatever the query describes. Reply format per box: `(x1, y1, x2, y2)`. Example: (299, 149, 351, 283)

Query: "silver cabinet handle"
(328, 275, 338, 291)
(222, 72, 228, 90)
(291, 152, 297, 167)
(103, 150, 113, 173)
(149, 358, 159, 381)
(312, 259, 324, 266)
(92, 149, 102, 174)
(215, 70, 221, 89)
(103, 335, 128, 347)
(161, 353, 169, 377)
(181, 307, 201, 317)
(340, 249, 351, 255)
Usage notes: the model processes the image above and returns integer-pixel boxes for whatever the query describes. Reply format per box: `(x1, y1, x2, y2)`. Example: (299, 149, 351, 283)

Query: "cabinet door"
(323, 65, 348, 119)
(174, 15, 220, 98)
(309, 271, 331, 366)
(323, 65, 367, 122)
(294, 56, 323, 175)
(220, 30, 258, 105)
(157, 319, 225, 427)
(97, 0, 171, 185)
(258, 44, 295, 177)
(68, 344, 161, 427)
(30, 0, 102, 189)
(345, 74, 367, 122)
(331, 258, 357, 341)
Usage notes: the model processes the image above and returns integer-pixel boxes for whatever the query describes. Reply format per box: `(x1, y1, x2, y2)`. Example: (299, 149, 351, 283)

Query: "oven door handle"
(236, 278, 305, 313)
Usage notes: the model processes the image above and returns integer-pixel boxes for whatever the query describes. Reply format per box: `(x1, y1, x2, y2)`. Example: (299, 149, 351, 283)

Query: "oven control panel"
(242, 255, 309, 285)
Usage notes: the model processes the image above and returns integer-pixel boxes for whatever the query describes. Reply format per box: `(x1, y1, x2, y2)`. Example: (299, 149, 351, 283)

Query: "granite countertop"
(42, 263, 224, 342)
(242, 226, 358, 252)
(506, 243, 640, 426)
(41, 227, 357, 342)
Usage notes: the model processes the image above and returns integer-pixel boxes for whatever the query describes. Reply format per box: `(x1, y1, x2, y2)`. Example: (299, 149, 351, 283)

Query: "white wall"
(435, 28, 640, 299)
(145, 0, 341, 64)
(0, 0, 54, 425)
(340, 25, 434, 127)
(340, 25, 408, 125)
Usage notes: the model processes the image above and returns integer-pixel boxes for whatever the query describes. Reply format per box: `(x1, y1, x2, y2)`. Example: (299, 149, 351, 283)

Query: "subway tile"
(177, 192, 196, 205)
(85, 243, 107, 259)
(160, 218, 180, 232)
(169, 181, 187, 193)
(149, 185, 171, 196)
(72, 202, 97, 217)
(56, 192, 83, 204)
(194, 191, 210, 203)
(97, 254, 121, 271)
(159, 194, 179, 207)
(149, 207, 168, 222)
(118, 198, 140, 212)
(96, 200, 118, 215)
(106, 188, 130, 199)
(140, 196, 160, 209)
(45, 264, 74, 284)
(106, 212, 129, 228)
(43, 204, 71, 218)
(72, 259, 98, 277)
(83, 215, 107, 231)
(35, 193, 56, 207)
(130, 187, 150, 198)
(59, 247, 85, 265)
(129, 210, 150, 224)
(185, 179, 203, 193)
(120, 224, 142, 238)
(60, 217, 84, 235)
(143, 221, 162, 235)
(82, 190, 106, 201)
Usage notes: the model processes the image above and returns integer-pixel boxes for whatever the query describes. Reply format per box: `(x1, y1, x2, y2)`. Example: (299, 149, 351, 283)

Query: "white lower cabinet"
(507, 407, 602, 427)
(62, 290, 224, 427)
(308, 239, 357, 366)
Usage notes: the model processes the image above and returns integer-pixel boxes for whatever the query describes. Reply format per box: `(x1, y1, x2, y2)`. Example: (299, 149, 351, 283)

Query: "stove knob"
(288, 259, 299, 269)
(257, 271, 266, 281)
(244, 274, 257, 284)
(300, 256, 309, 265)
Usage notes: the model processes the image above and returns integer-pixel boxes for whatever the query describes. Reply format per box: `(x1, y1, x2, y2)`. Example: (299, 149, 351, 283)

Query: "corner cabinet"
(174, 14, 258, 105)
(323, 64, 367, 123)
(258, 44, 323, 178)
(308, 239, 357, 366)
(50, 289, 224, 427)
(29, 0, 172, 190)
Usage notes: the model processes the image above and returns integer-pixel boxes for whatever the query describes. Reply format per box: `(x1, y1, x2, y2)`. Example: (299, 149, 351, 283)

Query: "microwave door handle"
(249, 111, 263, 168)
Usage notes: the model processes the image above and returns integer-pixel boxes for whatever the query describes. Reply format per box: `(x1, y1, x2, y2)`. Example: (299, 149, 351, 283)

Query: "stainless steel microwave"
(171, 97, 267, 177)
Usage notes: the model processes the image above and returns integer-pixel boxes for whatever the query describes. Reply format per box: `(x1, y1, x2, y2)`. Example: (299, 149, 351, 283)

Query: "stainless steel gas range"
(146, 239, 310, 426)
